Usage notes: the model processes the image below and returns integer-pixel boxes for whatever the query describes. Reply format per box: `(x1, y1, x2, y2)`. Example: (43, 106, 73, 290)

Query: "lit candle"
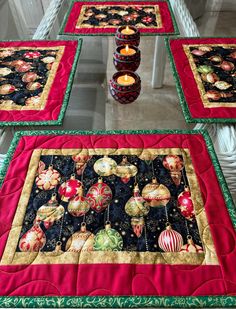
(121, 26, 135, 35)
(117, 74, 135, 86)
(120, 45, 136, 56)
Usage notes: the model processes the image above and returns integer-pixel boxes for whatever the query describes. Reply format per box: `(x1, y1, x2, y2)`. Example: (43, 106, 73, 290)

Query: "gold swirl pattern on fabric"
(183, 44, 236, 108)
(0, 46, 65, 111)
(0, 148, 218, 266)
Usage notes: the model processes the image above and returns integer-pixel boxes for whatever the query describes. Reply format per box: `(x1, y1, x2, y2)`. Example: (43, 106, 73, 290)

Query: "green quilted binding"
(58, 0, 180, 37)
(0, 295, 236, 308)
(165, 37, 236, 123)
(0, 38, 83, 127)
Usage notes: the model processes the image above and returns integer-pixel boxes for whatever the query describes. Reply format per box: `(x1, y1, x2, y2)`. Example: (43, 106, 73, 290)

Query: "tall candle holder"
(109, 70, 141, 104)
(113, 45, 141, 72)
(115, 26, 140, 47)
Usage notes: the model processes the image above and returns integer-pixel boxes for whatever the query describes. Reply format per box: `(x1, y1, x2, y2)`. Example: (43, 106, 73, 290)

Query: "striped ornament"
(158, 225, 183, 252)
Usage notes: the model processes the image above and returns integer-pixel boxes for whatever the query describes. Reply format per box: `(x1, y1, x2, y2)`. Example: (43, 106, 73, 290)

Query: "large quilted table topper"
(60, 1, 178, 36)
(0, 40, 82, 126)
(0, 130, 236, 307)
(166, 37, 236, 123)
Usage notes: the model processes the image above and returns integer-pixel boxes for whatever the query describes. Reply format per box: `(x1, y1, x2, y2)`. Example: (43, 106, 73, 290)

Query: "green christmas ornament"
(197, 65, 214, 74)
(94, 222, 123, 251)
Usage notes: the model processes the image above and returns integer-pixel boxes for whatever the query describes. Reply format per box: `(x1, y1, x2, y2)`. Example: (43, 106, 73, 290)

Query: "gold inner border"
(183, 44, 236, 108)
(0, 148, 218, 266)
(0, 46, 65, 111)
(76, 5, 162, 29)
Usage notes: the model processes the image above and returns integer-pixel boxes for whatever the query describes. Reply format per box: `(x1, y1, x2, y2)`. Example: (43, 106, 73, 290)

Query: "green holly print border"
(0, 129, 235, 307)
(165, 37, 236, 124)
(0, 39, 83, 127)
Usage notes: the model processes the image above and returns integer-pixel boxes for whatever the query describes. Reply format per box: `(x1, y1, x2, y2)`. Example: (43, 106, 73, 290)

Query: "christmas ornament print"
(23, 51, 41, 59)
(163, 155, 184, 186)
(19, 223, 46, 252)
(34, 194, 65, 229)
(94, 222, 123, 251)
(158, 224, 183, 252)
(138, 152, 157, 165)
(58, 174, 82, 202)
(125, 184, 149, 237)
(86, 177, 112, 213)
(180, 236, 203, 253)
(0, 67, 12, 76)
(94, 155, 117, 177)
(0, 84, 16, 95)
(22, 72, 39, 83)
(72, 153, 91, 175)
(114, 156, 138, 183)
(35, 165, 61, 190)
(177, 187, 195, 221)
(66, 223, 94, 252)
(142, 177, 171, 207)
(68, 186, 90, 217)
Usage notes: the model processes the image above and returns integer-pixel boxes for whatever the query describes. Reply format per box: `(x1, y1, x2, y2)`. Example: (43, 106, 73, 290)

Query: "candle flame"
(125, 26, 129, 31)
(125, 45, 129, 52)
(125, 74, 128, 81)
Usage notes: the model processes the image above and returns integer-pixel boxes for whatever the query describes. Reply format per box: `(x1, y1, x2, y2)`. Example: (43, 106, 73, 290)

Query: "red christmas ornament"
(180, 236, 203, 253)
(158, 224, 183, 252)
(19, 223, 46, 252)
(58, 174, 82, 202)
(177, 187, 195, 221)
(15, 63, 32, 72)
(86, 177, 112, 213)
(23, 51, 41, 59)
(163, 155, 184, 186)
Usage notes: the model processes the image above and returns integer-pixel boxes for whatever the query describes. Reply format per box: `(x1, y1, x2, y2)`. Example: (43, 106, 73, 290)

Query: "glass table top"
(0, 0, 236, 154)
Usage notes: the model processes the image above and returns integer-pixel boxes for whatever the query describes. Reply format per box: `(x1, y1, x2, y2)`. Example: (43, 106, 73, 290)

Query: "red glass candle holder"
(113, 45, 141, 72)
(109, 70, 141, 104)
(115, 26, 140, 47)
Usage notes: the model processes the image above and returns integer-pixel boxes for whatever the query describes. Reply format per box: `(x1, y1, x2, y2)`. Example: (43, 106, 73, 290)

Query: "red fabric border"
(0, 133, 236, 296)
(64, 1, 175, 34)
(0, 40, 78, 123)
(169, 38, 236, 120)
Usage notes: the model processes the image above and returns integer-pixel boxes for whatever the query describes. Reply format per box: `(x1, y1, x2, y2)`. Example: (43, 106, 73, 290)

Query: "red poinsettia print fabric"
(63, 1, 176, 35)
(169, 38, 236, 121)
(0, 132, 235, 297)
(0, 40, 79, 125)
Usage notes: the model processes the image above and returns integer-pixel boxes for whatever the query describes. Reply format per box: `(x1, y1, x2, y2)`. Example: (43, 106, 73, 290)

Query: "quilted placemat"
(0, 39, 82, 126)
(166, 37, 236, 123)
(60, 1, 178, 36)
(0, 129, 235, 307)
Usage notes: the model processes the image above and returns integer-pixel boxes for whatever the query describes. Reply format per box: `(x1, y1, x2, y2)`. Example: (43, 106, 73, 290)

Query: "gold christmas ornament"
(114, 156, 138, 183)
(142, 177, 171, 207)
(66, 223, 94, 252)
(94, 155, 117, 176)
(68, 186, 90, 217)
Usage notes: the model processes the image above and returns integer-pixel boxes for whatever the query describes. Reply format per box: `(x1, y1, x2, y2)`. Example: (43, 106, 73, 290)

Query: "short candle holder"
(109, 70, 141, 104)
(113, 45, 141, 72)
(115, 26, 140, 47)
